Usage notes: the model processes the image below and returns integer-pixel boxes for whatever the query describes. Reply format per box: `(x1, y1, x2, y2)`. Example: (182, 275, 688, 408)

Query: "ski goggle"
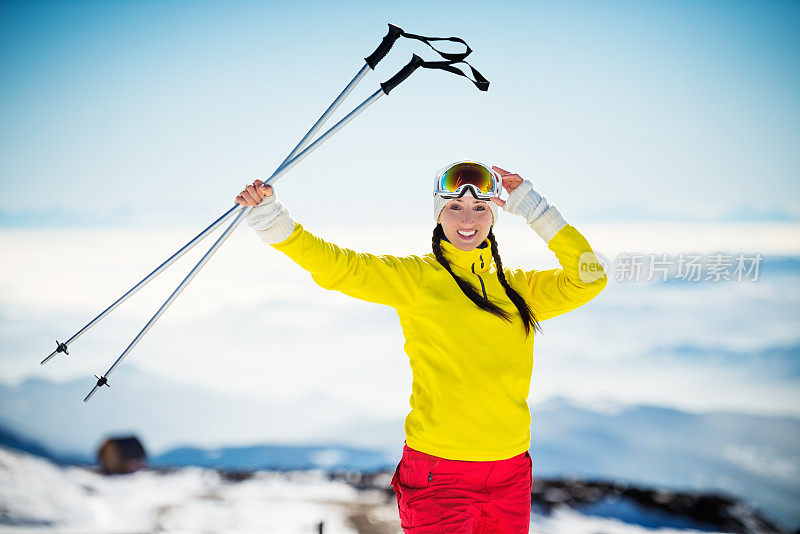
(433, 160, 501, 200)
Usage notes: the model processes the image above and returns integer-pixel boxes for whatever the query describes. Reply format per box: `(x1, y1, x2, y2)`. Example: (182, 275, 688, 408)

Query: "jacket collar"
(439, 236, 494, 273)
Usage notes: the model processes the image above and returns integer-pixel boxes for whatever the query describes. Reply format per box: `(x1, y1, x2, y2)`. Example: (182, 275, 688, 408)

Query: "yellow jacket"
(270, 222, 607, 461)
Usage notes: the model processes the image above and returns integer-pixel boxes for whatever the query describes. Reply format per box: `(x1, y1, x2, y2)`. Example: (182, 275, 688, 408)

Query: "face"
(437, 194, 493, 251)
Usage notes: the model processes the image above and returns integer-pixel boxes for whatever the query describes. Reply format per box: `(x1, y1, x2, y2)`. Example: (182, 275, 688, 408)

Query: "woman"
(235, 160, 607, 533)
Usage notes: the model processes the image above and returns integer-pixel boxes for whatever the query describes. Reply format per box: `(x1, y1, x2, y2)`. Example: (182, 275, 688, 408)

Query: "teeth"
(458, 230, 477, 238)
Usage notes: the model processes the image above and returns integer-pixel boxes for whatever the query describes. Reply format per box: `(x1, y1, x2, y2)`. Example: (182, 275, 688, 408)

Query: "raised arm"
(236, 181, 429, 311)
(492, 167, 607, 321)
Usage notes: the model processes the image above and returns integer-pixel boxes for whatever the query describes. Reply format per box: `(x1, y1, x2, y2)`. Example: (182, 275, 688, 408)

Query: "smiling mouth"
(457, 229, 478, 238)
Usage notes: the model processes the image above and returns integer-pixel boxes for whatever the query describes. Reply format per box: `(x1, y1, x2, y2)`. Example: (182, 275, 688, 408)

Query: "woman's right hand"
(235, 179, 274, 207)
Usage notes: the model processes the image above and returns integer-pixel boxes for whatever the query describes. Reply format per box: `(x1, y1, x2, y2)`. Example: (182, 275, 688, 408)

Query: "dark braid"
(432, 224, 541, 337)
(487, 228, 542, 336)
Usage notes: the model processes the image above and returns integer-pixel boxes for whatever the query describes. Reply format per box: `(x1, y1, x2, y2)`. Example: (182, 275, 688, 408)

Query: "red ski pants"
(390, 442, 533, 533)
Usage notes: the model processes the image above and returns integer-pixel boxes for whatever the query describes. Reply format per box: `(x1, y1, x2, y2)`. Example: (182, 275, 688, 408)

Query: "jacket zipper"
(471, 261, 487, 299)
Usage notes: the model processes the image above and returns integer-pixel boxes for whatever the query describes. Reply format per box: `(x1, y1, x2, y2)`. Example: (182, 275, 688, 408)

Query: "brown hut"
(97, 436, 147, 474)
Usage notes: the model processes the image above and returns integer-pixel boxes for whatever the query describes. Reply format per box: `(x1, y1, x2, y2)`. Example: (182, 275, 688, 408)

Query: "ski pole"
(40, 207, 240, 365)
(83, 58, 418, 402)
(46, 23, 481, 366)
(45, 63, 367, 367)
(43, 24, 407, 366)
(80, 27, 490, 401)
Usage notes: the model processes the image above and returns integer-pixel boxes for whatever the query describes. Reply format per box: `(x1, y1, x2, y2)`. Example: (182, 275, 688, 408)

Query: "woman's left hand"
(491, 166, 524, 207)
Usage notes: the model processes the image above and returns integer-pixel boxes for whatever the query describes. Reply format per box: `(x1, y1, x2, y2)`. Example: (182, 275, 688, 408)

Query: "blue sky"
(1, 0, 798, 229)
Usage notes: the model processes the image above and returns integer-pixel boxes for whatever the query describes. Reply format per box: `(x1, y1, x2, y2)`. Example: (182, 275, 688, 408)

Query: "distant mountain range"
(154, 443, 387, 471)
(0, 424, 66, 463)
(1, 367, 798, 530)
(0, 365, 378, 458)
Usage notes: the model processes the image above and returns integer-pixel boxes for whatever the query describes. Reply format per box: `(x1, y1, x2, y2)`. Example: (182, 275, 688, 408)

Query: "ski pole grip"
(380, 54, 423, 95)
(365, 23, 404, 70)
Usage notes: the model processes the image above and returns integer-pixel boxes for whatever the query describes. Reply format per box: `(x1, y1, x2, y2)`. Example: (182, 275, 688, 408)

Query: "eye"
(449, 204, 461, 210)
(475, 205, 486, 211)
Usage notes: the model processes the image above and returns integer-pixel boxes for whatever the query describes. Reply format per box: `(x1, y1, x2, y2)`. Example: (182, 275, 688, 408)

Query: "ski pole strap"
(416, 57, 489, 92)
(365, 23, 474, 69)
(396, 29, 474, 63)
(380, 54, 490, 95)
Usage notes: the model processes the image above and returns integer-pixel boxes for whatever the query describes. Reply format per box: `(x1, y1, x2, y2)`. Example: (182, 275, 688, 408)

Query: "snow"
(0, 447, 733, 534)
(0, 447, 363, 533)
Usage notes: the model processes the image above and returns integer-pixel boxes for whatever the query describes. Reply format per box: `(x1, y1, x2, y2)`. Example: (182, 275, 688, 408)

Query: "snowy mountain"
(0, 446, 788, 534)
(154, 443, 389, 471)
(0, 424, 60, 462)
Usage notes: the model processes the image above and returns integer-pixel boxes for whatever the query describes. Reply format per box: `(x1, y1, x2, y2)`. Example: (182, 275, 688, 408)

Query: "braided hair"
(432, 224, 542, 337)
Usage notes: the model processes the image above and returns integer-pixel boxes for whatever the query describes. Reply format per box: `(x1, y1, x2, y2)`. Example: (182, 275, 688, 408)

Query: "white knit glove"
(244, 192, 296, 244)
(502, 180, 567, 242)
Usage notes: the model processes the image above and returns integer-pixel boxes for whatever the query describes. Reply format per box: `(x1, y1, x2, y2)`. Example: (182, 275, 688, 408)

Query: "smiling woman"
(235, 159, 608, 533)
(438, 195, 494, 248)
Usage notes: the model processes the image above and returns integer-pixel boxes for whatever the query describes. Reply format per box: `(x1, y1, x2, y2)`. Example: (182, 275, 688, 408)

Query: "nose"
(460, 209, 478, 226)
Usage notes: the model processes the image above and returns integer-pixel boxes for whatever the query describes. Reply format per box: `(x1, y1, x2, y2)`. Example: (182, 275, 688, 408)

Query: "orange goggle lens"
(437, 163, 499, 197)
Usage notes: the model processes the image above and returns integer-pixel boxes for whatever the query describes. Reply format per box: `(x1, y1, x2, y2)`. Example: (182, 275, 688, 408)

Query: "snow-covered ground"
(0, 447, 733, 534)
(0, 447, 367, 533)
